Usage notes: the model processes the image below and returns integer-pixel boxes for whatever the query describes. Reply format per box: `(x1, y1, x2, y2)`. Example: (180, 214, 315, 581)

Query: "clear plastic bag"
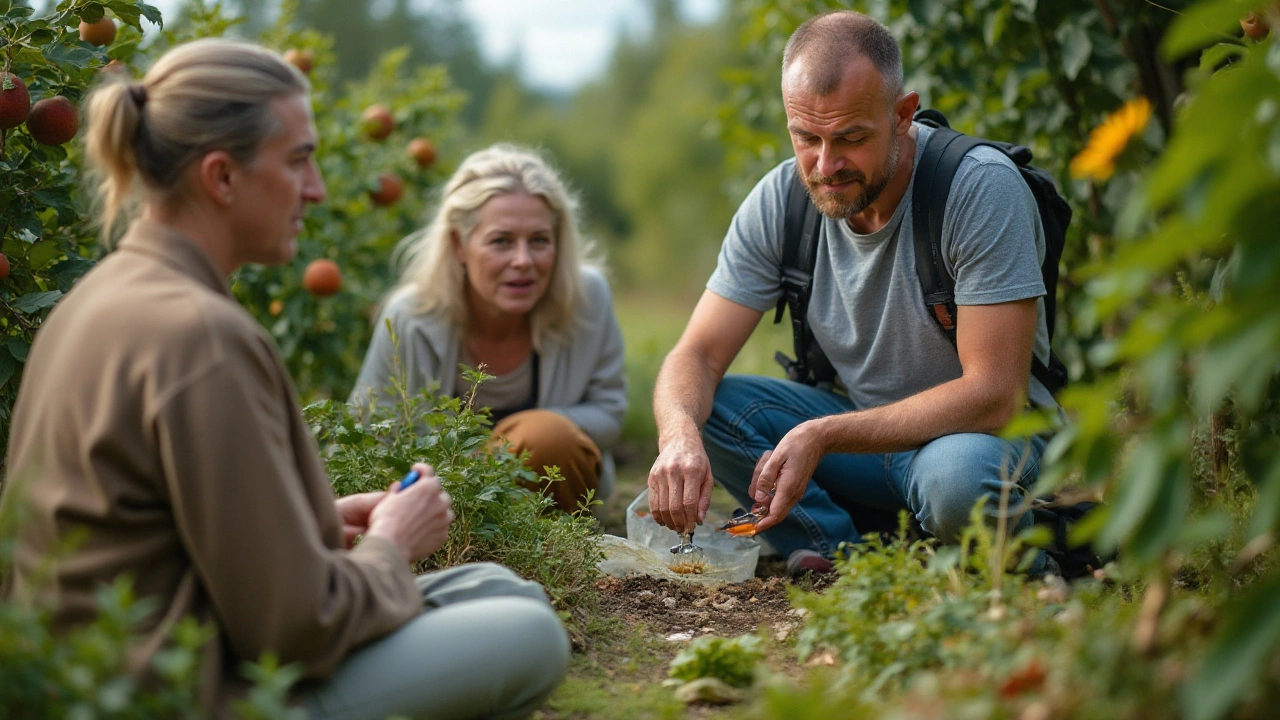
(598, 489, 760, 583)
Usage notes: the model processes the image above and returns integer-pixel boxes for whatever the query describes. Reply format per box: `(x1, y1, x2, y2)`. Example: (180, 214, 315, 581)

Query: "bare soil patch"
(594, 574, 794, 640)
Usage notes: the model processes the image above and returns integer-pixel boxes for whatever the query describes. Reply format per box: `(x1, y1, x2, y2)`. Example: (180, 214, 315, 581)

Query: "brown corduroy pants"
(491, 409, 602, 513)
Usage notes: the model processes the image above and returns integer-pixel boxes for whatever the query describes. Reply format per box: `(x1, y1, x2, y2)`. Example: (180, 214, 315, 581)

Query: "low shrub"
(307, 358, 603, 616)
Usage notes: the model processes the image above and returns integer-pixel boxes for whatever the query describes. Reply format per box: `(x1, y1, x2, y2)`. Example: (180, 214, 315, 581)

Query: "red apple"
(0, 73, 31, 130)
(27, 96, 79, 146)
(369, 172, 404, 207)
(361, 104, 395, 140)
(407, 137, 436, 169)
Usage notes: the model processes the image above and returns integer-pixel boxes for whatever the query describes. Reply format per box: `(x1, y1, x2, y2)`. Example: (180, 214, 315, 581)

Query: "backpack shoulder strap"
(911, 127, 1070, 395)
(774, 168, 828, 385)
(776, 168, 820, 323)
(911, 127, 982, 339)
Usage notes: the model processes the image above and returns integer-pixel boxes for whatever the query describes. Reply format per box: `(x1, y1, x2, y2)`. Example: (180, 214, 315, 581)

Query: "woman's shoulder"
(576, 266, 614, 304)
(380, 286, 448, 328)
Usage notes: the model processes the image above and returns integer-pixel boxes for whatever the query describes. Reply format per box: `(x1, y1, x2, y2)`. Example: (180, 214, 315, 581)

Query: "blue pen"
(399, 469, 420, 489)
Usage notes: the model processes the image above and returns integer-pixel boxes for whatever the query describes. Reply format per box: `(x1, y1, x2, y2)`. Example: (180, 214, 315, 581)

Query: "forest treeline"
(180, 0, 742, 296)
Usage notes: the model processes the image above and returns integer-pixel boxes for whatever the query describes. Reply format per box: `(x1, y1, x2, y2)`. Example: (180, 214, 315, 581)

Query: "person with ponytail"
(0, 39, 568, 720)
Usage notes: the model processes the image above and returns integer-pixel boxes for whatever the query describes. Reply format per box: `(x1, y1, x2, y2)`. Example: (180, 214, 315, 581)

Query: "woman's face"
(456, 192, 557, 324)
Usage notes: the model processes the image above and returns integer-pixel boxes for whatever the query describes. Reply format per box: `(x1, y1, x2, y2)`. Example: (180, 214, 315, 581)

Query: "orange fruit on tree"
(369, 172, 404, 207)
(303, 258, 342, 297)
(283, 48, 314, 74)
(1242, 11, 1271, 39)
(407, 137, 436, 169)
(79, 16, 117, 47)
(361, 104, 395, 140)
(269, 299, 284, 316)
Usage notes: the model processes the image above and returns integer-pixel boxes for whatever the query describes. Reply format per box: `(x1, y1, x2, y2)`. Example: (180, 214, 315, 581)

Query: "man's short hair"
(782, 11, 903, 99)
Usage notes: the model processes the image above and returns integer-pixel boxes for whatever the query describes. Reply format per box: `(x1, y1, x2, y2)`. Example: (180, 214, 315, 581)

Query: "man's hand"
(748, 420, 828, 533)
(335, 491, 386, 549)
(364, 463, 455, 562)
(647, 432, 714, 533)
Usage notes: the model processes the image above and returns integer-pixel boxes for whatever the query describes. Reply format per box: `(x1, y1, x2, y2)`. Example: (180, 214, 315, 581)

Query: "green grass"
(613, 287, 794, 453)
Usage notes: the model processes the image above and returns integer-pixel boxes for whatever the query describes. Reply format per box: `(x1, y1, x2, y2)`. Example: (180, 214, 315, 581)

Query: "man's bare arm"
(750, 298, 1039, 531)
(649, 291, 763, 532)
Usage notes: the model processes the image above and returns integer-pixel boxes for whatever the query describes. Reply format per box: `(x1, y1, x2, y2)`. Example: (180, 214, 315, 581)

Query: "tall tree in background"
(476, 0, 738, 294)
(296, 0, 496, 126)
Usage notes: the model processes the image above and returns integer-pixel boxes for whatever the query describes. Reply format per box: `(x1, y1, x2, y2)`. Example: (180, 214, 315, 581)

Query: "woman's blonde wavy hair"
(394, 144, 597, 347)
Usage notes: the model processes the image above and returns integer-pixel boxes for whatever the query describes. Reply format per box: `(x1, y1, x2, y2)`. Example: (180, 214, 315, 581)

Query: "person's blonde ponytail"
(83, 79, 144, 240)
(82, 39, 306, 241)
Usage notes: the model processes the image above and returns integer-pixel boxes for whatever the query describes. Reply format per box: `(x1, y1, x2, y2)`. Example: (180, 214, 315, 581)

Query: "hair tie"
(128, 84, 147, 108)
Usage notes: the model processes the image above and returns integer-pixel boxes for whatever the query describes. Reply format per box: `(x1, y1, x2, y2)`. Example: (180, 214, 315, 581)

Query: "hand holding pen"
(362, 463, 454, 562)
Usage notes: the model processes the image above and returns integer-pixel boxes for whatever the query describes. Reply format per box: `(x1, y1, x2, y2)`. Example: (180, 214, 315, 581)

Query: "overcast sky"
(140, 0, 722, 92)
(461, 0, 721, 91)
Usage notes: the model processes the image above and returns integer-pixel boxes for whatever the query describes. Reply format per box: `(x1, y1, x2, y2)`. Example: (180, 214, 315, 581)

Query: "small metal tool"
(718, 489, 774, 535)
(669, 529, 704, 558)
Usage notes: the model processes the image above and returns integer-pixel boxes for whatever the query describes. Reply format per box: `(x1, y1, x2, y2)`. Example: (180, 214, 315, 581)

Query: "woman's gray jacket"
(351, 268, 627, 498)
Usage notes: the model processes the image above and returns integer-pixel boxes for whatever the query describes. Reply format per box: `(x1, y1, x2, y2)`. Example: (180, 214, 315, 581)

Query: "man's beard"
(803, 136, 901, 220)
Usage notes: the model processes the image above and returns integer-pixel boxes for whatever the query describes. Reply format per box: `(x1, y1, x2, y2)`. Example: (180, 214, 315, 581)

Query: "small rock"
(1036, 577, 1069, 604)
(804, 651, 836, 667)
(663, 596, 678, 609)
(692, 597, 710, 608)
(712, 597, 739, 611)
(1020, 701, 1052, 720)
(749, 596, 758, 603)
(665, 631, 694, 642)
(673, 677, 745, 705)
(786, 608, 809, 618)
(637, 590, 655, 601)
(773, 623, 792, 642)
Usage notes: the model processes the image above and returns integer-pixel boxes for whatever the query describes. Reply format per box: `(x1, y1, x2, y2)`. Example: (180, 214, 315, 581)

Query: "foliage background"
(3, 0, 1280, 718)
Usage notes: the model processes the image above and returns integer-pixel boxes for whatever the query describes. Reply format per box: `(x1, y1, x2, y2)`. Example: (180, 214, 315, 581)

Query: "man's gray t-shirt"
(708, 123, 1060, 412)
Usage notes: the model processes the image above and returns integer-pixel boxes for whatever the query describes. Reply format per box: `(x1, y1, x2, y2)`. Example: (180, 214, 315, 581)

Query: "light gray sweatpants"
(298, 562, 570, 720)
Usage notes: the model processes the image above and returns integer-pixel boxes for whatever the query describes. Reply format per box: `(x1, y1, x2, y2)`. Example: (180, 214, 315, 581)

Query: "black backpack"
(774, 108, 1071, 396)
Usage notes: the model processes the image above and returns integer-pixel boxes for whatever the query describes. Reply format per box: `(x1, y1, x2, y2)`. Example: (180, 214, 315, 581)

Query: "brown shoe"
(786, 549, 834, 577)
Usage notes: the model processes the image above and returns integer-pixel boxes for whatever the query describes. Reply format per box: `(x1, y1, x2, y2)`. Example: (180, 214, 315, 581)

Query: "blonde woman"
(1, 40, 567, 720)
(352, 145, 627, 512)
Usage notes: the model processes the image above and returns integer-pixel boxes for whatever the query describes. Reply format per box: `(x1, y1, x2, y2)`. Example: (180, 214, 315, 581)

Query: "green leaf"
(139, 3, 164, 27)
(32, 188, 75, 218)
(1162, 0, 1253, 60)
(908, 0, 946, 26)
(5, 336, 29, 362)
(0, 350, 16, 390)
(44, 43, 99, 71)
(1199, 42, 1246, 74)
(12, 289, 63, 314)
(1182, 572, 1280, 720)
(111, 3, 141, 27)
(983, 6, 1009, 47)
(26, 240, 64, 271)
(1099, 438, 1169, 551)
(78, 3, 106, 23)
(1059, 25, 1092, 81)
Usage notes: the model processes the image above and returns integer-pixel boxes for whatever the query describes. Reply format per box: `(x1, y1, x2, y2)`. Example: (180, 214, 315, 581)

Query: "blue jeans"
(702, 375, 1046, 560)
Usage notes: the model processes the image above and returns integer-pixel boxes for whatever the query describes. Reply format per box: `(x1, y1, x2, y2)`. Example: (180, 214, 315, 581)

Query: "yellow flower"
(1070, 97, 1153, 182)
